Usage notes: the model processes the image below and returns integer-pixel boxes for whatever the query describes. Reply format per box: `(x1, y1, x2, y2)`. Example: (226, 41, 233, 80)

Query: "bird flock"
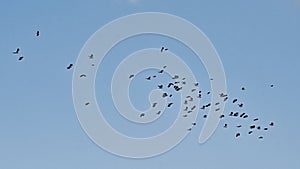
(13, 34, 275, 141)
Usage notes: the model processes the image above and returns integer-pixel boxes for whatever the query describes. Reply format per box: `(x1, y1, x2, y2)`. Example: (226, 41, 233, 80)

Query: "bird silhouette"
(80, 74, 86, 78)
(18, 56, 24, 61)
(258, 136, 264, 139)
(160, 47, 164, 52)
(203, 114, 207, 118)
(140, 113, 145, 117)
(167, 83, 174, 88)
(270, 84, 274, 88)
(241, 87, 245, 90)
(238, 103, 244, 108)
(215, 108, 220, 111)
(158, 84, 163, 89)
(250, 125, 255, 129)
(172, 75, 179, 79)
(235, 133, 241, 138)
(158, 69, 164, 73)
(36, 31, 40, 36)
(233, 112, 239, 117)
(13, 48, 20, 54)
(240, 113, 245, 117)
(146, 76, 151, 80)
(248, 131, 253, 134)
(167, 103, 173, 107)
(157, 111, 161, 115)
(253, 118, 259, 121)
(220, 114, 225, 118)
(233, 99, 238, 103)
(89, 54, 94, 59)
(67, 64, 73, 70)
(85, 102, 90, 106)
(152, 103, 157, 108)
(191, 105, 196, 110)
(129, 74, 134, 78)
(236, 125, 242, 128)
(162, 93, 168, 98)
(269, 122, 274, 126)
(192, 122, 196, 126)
(224, 123, 228, 128)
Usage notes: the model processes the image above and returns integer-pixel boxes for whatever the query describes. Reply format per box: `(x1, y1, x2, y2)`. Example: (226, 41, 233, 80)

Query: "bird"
(172, 75, 179, 79)
(158, 85, 163, 89)
(203, 114, 207, 118)
(250, 125, 255, 129)
(224, 123, 228, 128)
(241, 87, 245, 90)
(191, 88, 197, 92)
(192, 122, 196, 126)
(220, 114, 225, 118)
(162, 93, 168, 98)
(13, 48, 20, 54)
(233, 99, 238, 103)
(184, 100, 188, 105)
(258, 136, 264, 139)
(200, 105, 205, 110)
(157, 111, 161, 115)
(146, 76, 151, 80)
(207, 91, 211, 95)
(163, 65, 167, 69)
(183, 107, 188, 111)
(248, 131, 253, 134)
(257, 126, 261, 130)
(205, 103, 211, 107)
(233, 112, 239, 117)
(210, 78, 213, 80)
(67, 64, 73, 70)
(219, 93, 228, 97)
(240, 113, 245, 117)
(187, 128, 192, 131)
(236, 125, 242, 128)
(167, 103, 173, 107)
(191, 105, 196, 110)
(264, 127, 268, 130)
(183, 114, 188, 117)
(85, 102, 90, 106)
(215, 108, 220, 111)
(89, 54, 94, 59)
(235, 133, 241, 138)
(140, 113, 145, 117)
(18, 56, 24, 61)
(187, 110, 192, 114)
(167, 83, 174, 88)
(269, 122, 274, 126)
(129, 74, 134, 78)
(152, 103, 157, 108)
(80, 74, 86, 78)
(215, 102, 220, 105)
(243, 115, 249, 118)
(160, 47, 164, 52)
(174, 86, 182, 91)
(253, 118, 259, 121)
(36, 30, 40, 36)
(224, 97, 228, 102)
(158, 69, 164, 73)
(229, 112, 233, 116)
(270, 84, 274, 88)
(153, 75, 157, 78)
(238, 103, 244, 108)
(194, 83, 199, 86)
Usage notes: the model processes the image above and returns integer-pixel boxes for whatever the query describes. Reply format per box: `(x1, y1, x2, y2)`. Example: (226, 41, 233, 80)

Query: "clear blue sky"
(1, 0, 300, 168)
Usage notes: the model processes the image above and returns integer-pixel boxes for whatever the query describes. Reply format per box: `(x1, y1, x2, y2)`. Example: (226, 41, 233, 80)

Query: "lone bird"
(89, 54, 94, 59)
(167, 103, 173, 107)
(158, 85, 163, 89)
(129, 74, 134, 78)
(18, 56, 24, 61)
(269, 122, 274, 126)
(36, 31, 40, 36)
(270, 84, 274, 88)
(140, 113, 145, 117)
(67, 64, 73, 70)
(13, 48, 20, 54)
(85, 102, 90, 106)
(80, 74, 86, 78)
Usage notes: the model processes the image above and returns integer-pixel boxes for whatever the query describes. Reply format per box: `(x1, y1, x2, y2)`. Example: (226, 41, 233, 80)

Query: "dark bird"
(238, 103, 244, 108)
(153, 75, 156, 78)
(67, 64, 73, 70)
(207, 91, 210, 95)
(174, 86, 182, 91)
(163, 65, 167, 69)
(248, 131, 253, 134)
(253, 118, 259, 121)
(200, 105, 205, 110)
(80, 74, 86, 78)
(210, 78, 213, 80)
(129, 74, 134, 78)
(184, 100, 188, 104)
(187, 128, 192, 131)
(183, 107, 188, 111)
(18, 56, 24, 61)
(240, 113, 245, 117)
(85, 102, 90, 106)
(158, 85, 163, 89)
(241, 87, 245, 90)
(257, 126, 261, 130)
(182, 81, 186, 85)
(270, 84, 274, 88)
(191, 105, 196, 110)
(235, 133, 241, 138)
(146, 76, 151, 80)
(192, 122, 196, 126)
(191, 88, 197, 92)
(183, 114, 188, 117)
(89, 54, 94, 59)
(140, 113, 145, 117)
(258, 136, 264, 139)
(224, 97, 228, 102)
(162, 93, 168, 98)
(229, 112, 233, 116)
(203, 114, 207, 118)
(157, 111, 161, 115)
(243, 115, 249, 118)
(13, 48, 20, 54)
(194, 83, 199, 86)
(215, 108, 220, 111)
(36, 31, 40, 36)
(167, 103, 173, 107)
(160, 47, 164, 52)
(264, 127, 268, 131)
(167, 82, 174, 88)
(205, 103, 211, 107)
(219, 93, 228, 97)
(215, 102, 220, 105)
(187, 110, 192, 114)
(158, 69, 164, 73)
(152, 102, 157, 108)
(174, 81, 180, 84)
(220, 114, 225, 118)
(250, 125, 255, 129)
(269, 122, 274, 126)
(233, 99, 238, 103)
(224, 123, 228, 128)
(233, 112, 239, 117)
(236, 125, 242, 128)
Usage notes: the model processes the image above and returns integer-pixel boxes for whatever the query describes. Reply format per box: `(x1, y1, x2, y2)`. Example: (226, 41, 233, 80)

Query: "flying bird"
(172, 75, 179, 79)
(146, 76, 151, 80)
(203, 114, 207, 118)
(89, 54, 94, 59)
(224, 123, 228, 128)
(129, 74, 134, 78)
(85, 102, 90, 106)
(220, 114, 225, 118)
(157, 111, 161, 115)
(258, 136, 264, 139)
(250, 125, 255, 129)
(18, 56, 24, 61)
(80, 74, 86, 78)
(248, 131, 253, 134)
(158, 84, 163, 89)
(233, 99, 238, 103)
(167, 103, 173, 107)
(36, 31, 40, 36)
(67, 64, 73, 70)
(140, 113, 145, 117)
(253, 118, 259, 121)
(241, 87, 245, 90)
(270, 84, 274, 88)
(13, 48, 20, 54)
(152, 102, 157, 108)
(235, 133, 241, 138)
(236, 125, 242, 128)
(167, 83, 174, 88)
(269, 122, 274, 126)
(158, 69, 164, 73)
(238, 103, 244, 108)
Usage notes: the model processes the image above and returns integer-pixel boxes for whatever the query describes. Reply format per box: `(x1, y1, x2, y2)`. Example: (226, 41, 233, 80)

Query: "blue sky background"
(1, 0, 300, 168)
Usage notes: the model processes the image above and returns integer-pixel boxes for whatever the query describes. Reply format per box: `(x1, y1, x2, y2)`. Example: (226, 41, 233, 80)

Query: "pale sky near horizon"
(1, 0, 300, 169)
